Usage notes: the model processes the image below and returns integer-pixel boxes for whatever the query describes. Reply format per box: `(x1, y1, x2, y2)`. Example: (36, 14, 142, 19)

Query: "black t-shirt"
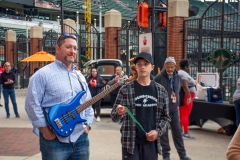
(134, 80, 157, 144)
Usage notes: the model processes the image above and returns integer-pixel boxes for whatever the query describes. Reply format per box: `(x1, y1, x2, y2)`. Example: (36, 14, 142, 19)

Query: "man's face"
(135, 59, 154, 78)
(164, 62, 175, 77)
(4, 63, 11, 73)
(55, 38, 77, 65)
(115, 67, 122, 75)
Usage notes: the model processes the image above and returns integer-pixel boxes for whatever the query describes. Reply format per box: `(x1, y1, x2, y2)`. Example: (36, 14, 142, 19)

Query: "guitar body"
(48, 91, 87, 137)
(47, 76, 127, 137)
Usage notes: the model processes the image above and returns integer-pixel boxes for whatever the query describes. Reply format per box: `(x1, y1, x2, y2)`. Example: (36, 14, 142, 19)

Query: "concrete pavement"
(0, 89, 232, 160)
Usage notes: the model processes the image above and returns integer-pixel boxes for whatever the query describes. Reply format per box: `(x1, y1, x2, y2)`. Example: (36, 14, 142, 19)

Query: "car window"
(98, 65, 115, 75)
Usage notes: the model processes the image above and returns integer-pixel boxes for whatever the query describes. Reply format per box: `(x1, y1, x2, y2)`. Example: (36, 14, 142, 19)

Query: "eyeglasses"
(62, 32, 76, 39)
(57, 32, 77, 44)
(4, 65, 10, 67)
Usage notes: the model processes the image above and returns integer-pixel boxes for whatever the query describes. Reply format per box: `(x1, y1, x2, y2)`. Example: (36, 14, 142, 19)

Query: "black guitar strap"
(74, 71, 86, 92)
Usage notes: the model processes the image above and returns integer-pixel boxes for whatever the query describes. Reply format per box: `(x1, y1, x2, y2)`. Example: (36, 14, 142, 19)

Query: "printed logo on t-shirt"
(135, 95, 157, 107)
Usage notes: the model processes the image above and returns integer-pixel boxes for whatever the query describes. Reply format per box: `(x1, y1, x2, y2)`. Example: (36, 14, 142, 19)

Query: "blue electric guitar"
(47, 77, 127, 137)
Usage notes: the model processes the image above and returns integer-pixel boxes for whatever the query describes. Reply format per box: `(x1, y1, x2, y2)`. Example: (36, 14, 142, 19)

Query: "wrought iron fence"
(184, 0, 240, 101)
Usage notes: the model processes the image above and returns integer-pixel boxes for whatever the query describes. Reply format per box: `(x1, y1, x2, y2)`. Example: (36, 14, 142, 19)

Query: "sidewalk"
(0, 89, 233, 160)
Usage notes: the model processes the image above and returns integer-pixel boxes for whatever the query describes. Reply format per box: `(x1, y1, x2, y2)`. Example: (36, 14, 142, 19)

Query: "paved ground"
(0, 89, 233, 160)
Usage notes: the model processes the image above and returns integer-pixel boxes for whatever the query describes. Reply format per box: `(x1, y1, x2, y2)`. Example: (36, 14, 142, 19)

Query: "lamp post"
(99, 4, 102, 59)
(60, 0, 64, 34)
(49, 0, 64, 34)
(76, 11, 79, 63)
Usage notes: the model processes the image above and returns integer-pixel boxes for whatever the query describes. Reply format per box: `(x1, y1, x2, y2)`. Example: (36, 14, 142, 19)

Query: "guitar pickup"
(67, 111, 76, 119)
(63, 114, 69, 124)
(54, 118, 63, 129)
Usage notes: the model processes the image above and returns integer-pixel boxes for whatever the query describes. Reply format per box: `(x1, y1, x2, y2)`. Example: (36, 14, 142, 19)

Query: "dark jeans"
(40, 133, 89, 160)
(110, 94, 117, 107)
(234, 99, 240, 127)
(92, 100, 101, 117)
(122, 141, 158, 160)
(3, 88, 18, 116)
(160, 111, 186, 158)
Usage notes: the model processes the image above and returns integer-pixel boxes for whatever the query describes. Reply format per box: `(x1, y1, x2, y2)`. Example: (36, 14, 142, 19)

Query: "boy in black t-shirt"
(111, 52, 171, 160)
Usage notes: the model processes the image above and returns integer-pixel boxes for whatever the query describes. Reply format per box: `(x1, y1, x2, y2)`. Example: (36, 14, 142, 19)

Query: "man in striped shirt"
(25, 33, 94, 160)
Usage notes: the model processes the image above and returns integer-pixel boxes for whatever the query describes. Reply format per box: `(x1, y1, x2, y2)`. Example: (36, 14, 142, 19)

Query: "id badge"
(171, 93, 176, 104)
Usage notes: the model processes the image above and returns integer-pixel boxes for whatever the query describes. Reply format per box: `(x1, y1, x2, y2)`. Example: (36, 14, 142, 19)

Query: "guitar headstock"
(118, 75, 128, 86)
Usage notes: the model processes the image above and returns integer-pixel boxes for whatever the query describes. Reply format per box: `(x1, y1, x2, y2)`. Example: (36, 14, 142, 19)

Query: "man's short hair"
(57, 32, 77, 46)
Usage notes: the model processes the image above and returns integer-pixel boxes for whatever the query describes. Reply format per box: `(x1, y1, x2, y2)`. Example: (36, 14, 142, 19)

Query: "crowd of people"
(0, 32, 232, 160)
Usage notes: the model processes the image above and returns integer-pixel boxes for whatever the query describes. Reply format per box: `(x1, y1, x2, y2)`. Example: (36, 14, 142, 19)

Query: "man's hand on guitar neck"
(39, 126, 56, 140)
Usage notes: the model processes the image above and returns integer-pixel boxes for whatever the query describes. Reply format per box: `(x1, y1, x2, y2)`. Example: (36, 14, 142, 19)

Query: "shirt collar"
(54, 59, 75, 71)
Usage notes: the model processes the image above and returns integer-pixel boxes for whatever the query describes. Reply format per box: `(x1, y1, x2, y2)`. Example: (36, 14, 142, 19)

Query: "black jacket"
(86, 75, 105, 97)
(154, 69, 181, 113)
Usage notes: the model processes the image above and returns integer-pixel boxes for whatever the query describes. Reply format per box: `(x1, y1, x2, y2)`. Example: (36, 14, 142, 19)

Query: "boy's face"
(135, 59, 154, 78)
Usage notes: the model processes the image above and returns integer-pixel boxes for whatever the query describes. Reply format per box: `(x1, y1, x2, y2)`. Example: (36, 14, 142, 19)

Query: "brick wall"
(30, 38, 42, 75)
(168, 17, 187, 70)
(5, 41, 15, 65)
(105, 27, 121, 59)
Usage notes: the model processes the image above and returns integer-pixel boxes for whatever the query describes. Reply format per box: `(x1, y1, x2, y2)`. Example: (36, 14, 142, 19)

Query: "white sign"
(139, 33, 152, 55)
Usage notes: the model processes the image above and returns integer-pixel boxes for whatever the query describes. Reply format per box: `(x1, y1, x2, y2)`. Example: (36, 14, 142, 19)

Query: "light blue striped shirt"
(25, 59, 94, 143)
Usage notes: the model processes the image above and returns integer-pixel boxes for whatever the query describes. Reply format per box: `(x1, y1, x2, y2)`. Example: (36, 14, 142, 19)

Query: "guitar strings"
(55, 83, 121, 127)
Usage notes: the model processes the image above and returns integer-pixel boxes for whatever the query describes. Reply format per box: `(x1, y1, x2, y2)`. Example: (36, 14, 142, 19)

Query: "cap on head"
(164, 57, 176, 65)
(133, 52, 153, 64)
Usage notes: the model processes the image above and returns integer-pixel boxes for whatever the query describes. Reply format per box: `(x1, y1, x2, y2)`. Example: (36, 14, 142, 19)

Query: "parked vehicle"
(83, 59, 123, 108)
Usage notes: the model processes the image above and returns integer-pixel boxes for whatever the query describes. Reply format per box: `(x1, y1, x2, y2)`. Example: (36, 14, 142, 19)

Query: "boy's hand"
(146, 130, 158, 141)
(116, 105, 127, 115)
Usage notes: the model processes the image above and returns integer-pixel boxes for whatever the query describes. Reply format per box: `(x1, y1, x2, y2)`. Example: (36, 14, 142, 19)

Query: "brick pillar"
(30, 26, 42, 75)
(63, 18, 76, 33)
(168, 0, 189, 70)
(104, 9, 122, 59)
(5, 30, 16, 65)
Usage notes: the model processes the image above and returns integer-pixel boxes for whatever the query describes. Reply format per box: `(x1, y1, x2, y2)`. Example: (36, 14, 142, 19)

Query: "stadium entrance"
(184, 0, 240, 100)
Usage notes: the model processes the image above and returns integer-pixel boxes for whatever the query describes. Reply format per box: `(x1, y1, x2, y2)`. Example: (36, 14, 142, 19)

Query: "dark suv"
(83, 59, 123, 108)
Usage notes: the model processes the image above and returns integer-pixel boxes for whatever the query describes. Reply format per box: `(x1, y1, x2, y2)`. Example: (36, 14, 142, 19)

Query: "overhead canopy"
(21, 51, 55, 62)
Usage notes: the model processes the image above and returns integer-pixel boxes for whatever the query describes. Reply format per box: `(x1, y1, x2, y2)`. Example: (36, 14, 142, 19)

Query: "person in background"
(11, 63, 18, 77)
(154, 57, 191, 160)
(25, 33, 94, 160)
(107, 66, 126, 107)
(233, 78, 240, 127)
(178, 59, 196, 140)
(34, 67, 39, 73)
(0, 61, 4, 107)
(111, 52, 171, 160)
(127, 64, 138, 82)
(226, 126, 240, 160)
(0, 62, 20, 118)
(86, 67, 105, 122)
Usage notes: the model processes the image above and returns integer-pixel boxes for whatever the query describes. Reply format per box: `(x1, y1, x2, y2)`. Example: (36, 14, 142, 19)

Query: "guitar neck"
(76, 82, 120, 113)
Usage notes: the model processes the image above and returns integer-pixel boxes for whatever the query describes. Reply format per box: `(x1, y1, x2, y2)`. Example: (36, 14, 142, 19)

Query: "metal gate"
(43, 29, 59, 55)
(184, 0, 240, 100)
(16, 34, 29, 88)
(79, 20, 102, 61)
(117, 25, 139, 75)
(42, 22, 102, 69)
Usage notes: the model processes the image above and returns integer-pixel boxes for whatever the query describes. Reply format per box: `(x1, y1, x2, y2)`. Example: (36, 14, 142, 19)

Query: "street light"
(99, 4, 102, 59)
(49, 0, 64, 34)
